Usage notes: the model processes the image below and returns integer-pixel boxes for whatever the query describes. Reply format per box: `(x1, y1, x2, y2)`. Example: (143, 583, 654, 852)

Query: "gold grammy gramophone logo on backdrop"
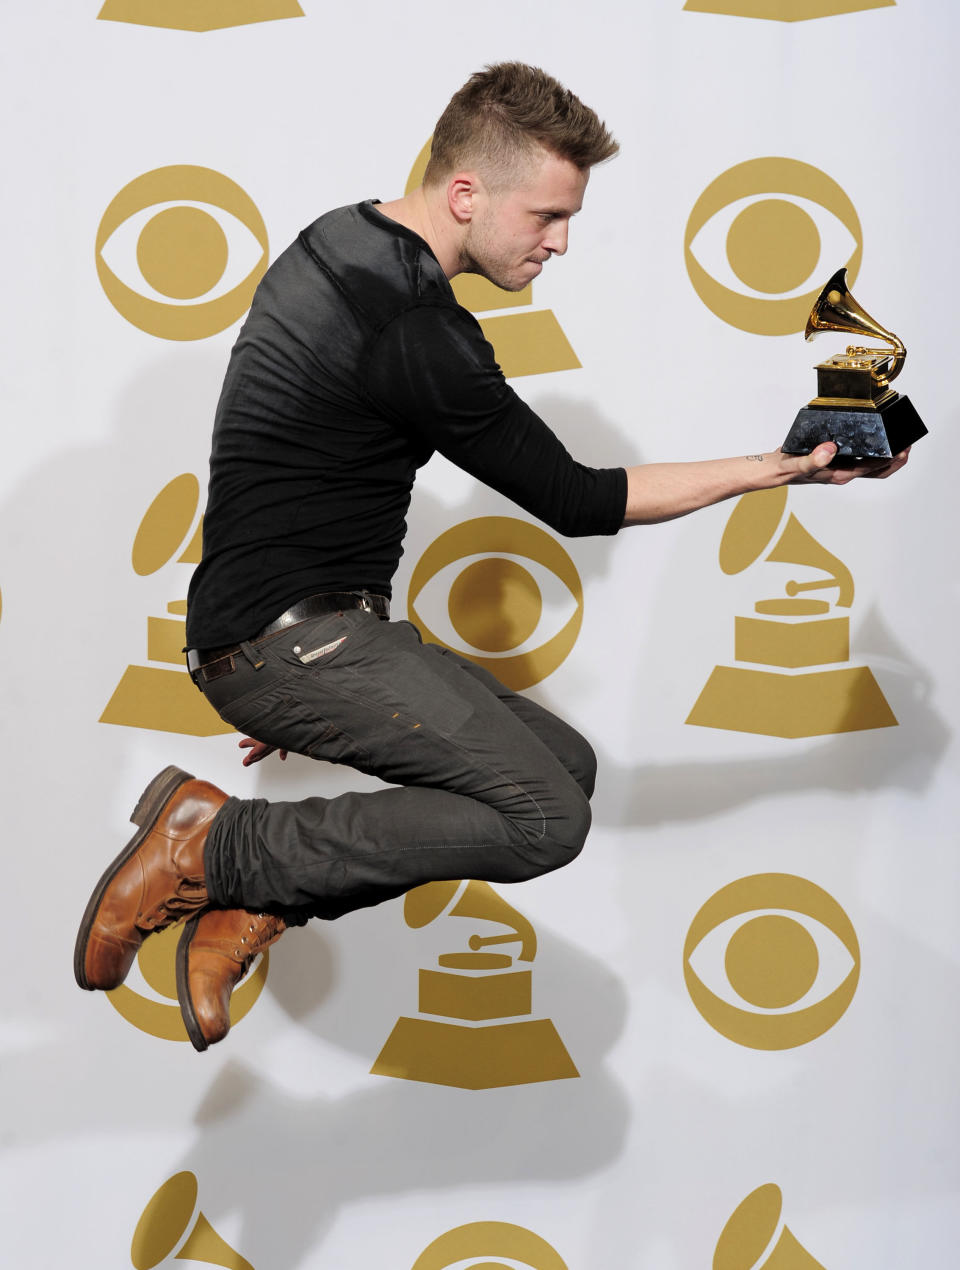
(684, 0, 892, 18)
(686, 486, 896, 738)
(714, 1184, 826, 1270)
(132, 1171, 255, 1270)
(107, 924, 268, 1041)
(410, 1221, 570, 1270)
(372, 879, 578, 1089)
(406, 139, 580, 378)
(98, 0, 303, 31)
(96, 166, 268, 340)
(100, 473, 233, 737)
(684, 873, 860, 1050)
(685, 158, 862, 336)
(408, 518, 584, 691)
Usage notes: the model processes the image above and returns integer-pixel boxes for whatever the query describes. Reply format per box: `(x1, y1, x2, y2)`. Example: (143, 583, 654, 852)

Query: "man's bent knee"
(512, 787, 591, 881)
(573, 736, 598, 801)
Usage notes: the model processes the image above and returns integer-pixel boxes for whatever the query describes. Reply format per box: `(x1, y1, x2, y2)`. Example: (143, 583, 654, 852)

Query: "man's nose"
(542, 220, 569, 256)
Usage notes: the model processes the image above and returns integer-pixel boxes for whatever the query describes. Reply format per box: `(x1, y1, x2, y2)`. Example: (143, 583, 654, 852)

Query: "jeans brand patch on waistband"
(296, 636, 348, 664)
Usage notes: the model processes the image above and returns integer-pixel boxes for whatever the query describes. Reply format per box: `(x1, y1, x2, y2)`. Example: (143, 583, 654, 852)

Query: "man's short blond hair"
(423, 62, 619, 191)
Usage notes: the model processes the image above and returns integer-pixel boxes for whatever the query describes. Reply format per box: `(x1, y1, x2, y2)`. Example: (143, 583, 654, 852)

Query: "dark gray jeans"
(198, 609, 595, 921)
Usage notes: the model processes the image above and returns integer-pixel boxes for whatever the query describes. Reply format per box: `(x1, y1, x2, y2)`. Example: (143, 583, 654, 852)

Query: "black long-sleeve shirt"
(186, 201, 626, 647)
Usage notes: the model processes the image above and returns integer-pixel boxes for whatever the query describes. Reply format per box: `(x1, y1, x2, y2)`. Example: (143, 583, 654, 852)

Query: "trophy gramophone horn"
(764, 513, 855, 608)
(806, 267, 906, 386)
(404, 880, 537, 961)
(718, 493, 854, 608)
(714, 1185, 826, 1270)
(131, 1172, 255, 1270)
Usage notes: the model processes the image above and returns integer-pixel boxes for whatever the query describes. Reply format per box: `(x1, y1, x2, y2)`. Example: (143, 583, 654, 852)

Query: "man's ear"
(447, 172, 481, 224)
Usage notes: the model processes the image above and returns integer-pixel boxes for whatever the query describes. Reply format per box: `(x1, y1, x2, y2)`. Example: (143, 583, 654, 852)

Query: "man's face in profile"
(462, 149, 589, 292)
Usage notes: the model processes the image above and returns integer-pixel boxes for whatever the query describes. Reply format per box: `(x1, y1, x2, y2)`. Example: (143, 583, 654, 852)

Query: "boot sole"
(175, 914, 210, 1052)
(73, 765, 195, 990)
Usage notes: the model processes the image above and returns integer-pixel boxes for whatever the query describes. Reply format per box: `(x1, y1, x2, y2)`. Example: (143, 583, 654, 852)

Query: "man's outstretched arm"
(622, 442, 910, 526)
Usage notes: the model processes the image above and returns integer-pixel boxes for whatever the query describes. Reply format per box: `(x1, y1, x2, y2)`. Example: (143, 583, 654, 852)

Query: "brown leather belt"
(186, 590, 389, 683)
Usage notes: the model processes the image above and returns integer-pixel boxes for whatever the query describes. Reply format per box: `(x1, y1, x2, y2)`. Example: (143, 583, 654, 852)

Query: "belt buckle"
(185, 648, 202, 689)
(185, 646, 239, 687)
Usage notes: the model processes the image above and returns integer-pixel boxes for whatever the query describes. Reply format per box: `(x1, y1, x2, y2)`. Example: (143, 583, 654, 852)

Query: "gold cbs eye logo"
(685, 157, 862, 335)
(683, 0, 894, 20)
(408, 518, 583, 691)
(410, 1221, 569, 1270)
(684, 873, 860, 1049)
(107, 925, 268, 1042)
(96, 166, 268, 340)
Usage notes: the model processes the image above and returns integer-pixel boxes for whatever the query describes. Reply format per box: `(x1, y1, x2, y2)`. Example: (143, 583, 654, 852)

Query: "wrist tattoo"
(745, 454, 765, 461)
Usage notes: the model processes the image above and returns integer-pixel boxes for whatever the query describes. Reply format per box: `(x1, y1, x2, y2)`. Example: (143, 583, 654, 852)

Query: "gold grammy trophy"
(372, 880, 578, 1089)
(686, 486, 897, 738)
(781, 267, 927, 462)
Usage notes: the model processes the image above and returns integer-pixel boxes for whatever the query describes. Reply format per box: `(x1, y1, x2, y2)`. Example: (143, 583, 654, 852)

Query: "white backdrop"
(3, 2, 958, 1267)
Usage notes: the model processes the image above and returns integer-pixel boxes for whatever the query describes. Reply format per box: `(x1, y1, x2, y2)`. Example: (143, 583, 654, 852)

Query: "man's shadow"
(160, 909, 630, 1270)
(591, 600, 950, 830)
(10, 358, 947, 1266)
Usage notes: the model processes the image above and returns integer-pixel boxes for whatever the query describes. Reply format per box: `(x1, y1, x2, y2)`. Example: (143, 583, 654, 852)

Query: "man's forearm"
(621, 441, 908, 526)
(622, 451, 788, 526)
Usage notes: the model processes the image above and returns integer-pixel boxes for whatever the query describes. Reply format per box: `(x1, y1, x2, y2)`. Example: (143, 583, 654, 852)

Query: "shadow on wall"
(3, 349, 237, 1008)
(228, 382, 952, 831)
(592, 600, 950, 830)
(88, 899, 960, 1269)
(162, 916, 630, 1270)
(7, 347, 954, 1267)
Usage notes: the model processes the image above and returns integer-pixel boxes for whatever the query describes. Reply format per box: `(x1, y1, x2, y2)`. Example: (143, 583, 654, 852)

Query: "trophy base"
(686, 664, 897, 738)
(371, 1016, 579, 1089)
(100, 665, 235, 737)
(782, 393, 927, 464)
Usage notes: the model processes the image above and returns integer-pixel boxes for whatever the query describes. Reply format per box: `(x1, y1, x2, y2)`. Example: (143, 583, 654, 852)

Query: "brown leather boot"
(176, 909, 287, 1051)
(74, 766, 227, 991)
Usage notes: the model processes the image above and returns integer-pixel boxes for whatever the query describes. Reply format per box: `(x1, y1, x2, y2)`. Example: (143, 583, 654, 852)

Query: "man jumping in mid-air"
(75, 63, 907, 1051)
